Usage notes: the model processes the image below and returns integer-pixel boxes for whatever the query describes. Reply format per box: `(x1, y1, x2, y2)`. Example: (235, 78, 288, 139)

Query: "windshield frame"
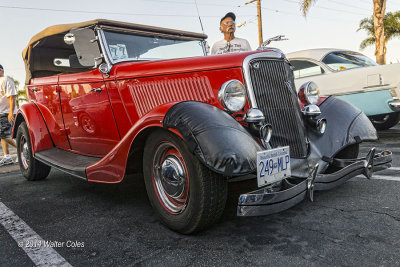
(98, 26, 207, 65)
(321, 51, 378, 72)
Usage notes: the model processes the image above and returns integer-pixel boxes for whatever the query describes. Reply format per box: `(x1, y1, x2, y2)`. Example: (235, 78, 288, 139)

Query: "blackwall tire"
(143, 129, 228, 234)
(370, 112, 400, 130)
(16, 122, 51, 181)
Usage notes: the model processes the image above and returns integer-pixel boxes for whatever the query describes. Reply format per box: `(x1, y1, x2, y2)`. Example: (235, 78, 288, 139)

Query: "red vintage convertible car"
(14, 19, 392, 233)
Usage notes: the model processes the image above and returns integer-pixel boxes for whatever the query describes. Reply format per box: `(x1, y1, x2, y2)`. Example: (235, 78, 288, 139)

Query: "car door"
(27, 76, 71, 150)
(57, 69, 120, 156)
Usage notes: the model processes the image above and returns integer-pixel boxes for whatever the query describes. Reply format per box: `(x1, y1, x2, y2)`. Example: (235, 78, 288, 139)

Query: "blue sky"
(1, 0, 399, 87)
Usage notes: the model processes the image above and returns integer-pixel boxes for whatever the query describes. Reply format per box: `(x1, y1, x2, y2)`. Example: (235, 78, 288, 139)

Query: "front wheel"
(16, 122, 51, 181)
(370, 112, 400, 130)
(143, 129, 227, 234)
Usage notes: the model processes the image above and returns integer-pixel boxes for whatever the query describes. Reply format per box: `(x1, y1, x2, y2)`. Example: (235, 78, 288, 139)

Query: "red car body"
(24, 53, 253, 182)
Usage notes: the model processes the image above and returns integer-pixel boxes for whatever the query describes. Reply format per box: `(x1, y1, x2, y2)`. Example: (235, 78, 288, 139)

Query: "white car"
(287, 48, 400, 130)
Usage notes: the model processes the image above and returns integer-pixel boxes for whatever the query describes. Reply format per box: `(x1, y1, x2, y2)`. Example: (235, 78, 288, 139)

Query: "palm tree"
(8, 76, 28, 108)
(16, 87, 28, 108)
(300, 0, 388, 65)
(358, 11, 400, 57)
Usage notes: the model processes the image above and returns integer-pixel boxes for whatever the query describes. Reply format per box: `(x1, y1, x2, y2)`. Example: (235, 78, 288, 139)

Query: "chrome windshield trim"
(96, 28, 114, 68)
(201, 40, 207, 56)
(111, 58, 160, 64)
(242, 51, 285, 109)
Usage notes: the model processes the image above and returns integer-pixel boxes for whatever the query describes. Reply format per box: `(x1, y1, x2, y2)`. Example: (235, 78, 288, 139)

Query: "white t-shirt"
(211, 37, 252, 55)
(0, 76, 17, 114)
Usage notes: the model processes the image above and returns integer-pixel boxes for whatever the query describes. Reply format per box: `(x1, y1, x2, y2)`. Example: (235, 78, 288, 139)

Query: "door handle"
(90, 88, 102, 93)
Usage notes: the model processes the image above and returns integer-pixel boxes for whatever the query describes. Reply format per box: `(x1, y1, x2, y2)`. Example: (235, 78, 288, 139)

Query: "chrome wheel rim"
(19, 135, 30, 170)
(152, 142, 189, 214)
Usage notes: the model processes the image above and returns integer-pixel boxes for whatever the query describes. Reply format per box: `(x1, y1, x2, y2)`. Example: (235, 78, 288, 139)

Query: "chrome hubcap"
(19, 135, 30, 170)
(152, 142, 189, 214)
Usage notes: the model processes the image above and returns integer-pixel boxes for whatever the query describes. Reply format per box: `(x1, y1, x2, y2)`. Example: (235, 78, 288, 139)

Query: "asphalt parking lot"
(0, 126, 399, 266)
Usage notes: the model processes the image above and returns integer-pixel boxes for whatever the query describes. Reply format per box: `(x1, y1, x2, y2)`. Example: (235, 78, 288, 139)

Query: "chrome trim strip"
(328, 88, 396, 97)
(242, 51, 285, 108)
(362, 84, 391, 89)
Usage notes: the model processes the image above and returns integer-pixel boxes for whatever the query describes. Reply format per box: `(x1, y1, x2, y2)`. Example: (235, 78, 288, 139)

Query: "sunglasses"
(223, 21, 235, 26)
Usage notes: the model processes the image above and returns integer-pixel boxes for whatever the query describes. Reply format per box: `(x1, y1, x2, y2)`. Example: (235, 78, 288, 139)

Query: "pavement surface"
(0, 126, 399, 266)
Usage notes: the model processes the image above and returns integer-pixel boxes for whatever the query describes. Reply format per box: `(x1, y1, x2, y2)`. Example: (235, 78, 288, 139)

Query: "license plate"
(257, 146, 291, 187)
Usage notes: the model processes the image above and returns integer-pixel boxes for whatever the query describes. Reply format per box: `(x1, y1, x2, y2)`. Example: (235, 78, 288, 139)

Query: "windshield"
(322, 51, 377, 71)
(103, 30, 205, 62)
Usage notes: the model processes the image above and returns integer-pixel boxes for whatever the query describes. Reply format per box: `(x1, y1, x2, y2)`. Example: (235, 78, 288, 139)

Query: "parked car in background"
(287, 49, 400, 130)
(14, 20, 392, 234)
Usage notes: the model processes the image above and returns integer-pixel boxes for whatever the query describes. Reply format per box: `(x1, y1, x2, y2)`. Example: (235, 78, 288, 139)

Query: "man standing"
(211, 12, 252, 55)
(0, 64, 17, 166)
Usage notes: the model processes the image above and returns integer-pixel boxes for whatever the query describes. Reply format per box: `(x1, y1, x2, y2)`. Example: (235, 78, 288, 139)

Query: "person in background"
(0, 64, 17, 166)
(211, 12, 252, 55)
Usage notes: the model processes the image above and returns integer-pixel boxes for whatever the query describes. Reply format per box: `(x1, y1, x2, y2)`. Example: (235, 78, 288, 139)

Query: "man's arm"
(8, 95, 15, 122)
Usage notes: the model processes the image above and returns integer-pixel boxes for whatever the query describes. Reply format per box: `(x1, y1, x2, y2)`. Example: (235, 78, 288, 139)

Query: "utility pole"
(246, 0, 263, 46)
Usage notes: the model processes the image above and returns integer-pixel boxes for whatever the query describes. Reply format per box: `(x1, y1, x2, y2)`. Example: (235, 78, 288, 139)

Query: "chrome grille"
(248, 58, 307, 158)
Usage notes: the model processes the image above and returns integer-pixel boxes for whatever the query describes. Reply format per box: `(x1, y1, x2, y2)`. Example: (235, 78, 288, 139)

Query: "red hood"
(110, 50, 270, 80)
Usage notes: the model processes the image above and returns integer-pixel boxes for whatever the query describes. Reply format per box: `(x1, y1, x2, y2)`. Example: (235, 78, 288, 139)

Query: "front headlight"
(218, 80, 247, 112)
(299, 81, 320, 105)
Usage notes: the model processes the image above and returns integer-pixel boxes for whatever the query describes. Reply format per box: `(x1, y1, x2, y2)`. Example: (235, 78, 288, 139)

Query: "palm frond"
(359, 37, 376, 50)
(300, 0, 317, 17)
(357, 17, 374, 35)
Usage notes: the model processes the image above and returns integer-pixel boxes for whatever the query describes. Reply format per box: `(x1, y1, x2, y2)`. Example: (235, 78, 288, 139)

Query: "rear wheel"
(16, 122, 51, 181)
(370, 112, 400, 130)
(143, 129, 227, 234)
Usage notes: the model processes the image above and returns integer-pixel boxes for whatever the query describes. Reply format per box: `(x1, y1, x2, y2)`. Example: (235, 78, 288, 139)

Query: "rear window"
(322, 51, 377, 71)
(290, 60, 324, 79)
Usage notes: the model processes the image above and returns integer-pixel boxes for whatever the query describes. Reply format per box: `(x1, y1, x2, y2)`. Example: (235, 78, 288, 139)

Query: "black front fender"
(308, 97, 378, 172)
(163, 101, 263, 176)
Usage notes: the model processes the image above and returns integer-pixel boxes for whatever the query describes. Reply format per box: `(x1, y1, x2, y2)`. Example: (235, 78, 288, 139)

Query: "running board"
(34, 148, 101, 180)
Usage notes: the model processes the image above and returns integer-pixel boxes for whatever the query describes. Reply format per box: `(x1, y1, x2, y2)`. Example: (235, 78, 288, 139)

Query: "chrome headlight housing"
(299, 81, 320, 105)
(218, 80, 247, 112)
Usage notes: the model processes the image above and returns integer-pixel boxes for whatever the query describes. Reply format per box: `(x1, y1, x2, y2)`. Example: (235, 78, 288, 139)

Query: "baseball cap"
(220, 12, 236, 24)
(0, 65, 3, 70)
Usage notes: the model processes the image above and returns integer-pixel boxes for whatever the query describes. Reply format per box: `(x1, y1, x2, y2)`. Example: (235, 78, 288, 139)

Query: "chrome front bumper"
(389, 100, 400, 111)
(237, 148, 392, 216)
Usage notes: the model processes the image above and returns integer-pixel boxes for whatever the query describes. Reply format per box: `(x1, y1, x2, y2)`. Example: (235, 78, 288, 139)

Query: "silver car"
(287, 48, 400, 130)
